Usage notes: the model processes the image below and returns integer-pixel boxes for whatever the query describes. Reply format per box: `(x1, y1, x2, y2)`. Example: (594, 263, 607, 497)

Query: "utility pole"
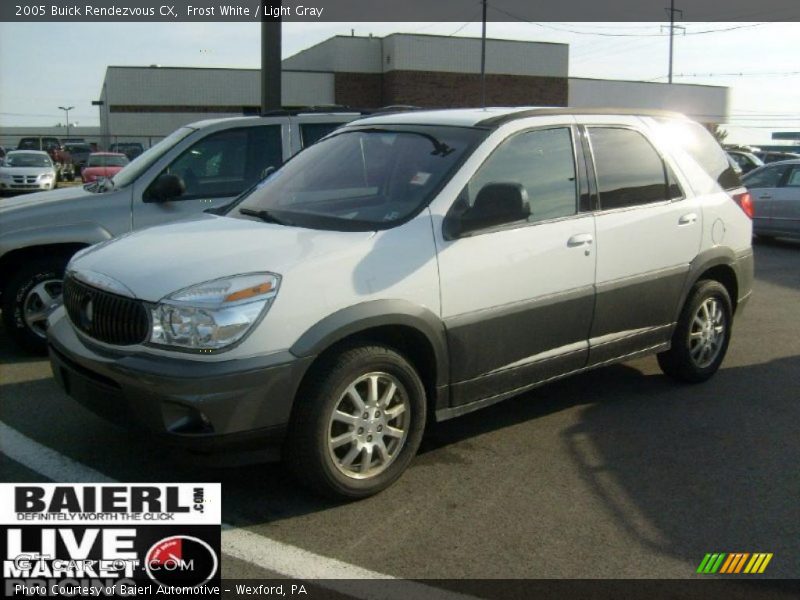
(58, 106, 74, 137)
(480, 0, 487, 107)
(663, 1, 684, 84)
(261, 10, 282, 113)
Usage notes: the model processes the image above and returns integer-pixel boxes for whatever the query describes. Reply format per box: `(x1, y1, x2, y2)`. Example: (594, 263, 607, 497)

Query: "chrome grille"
(63, 274, 150, 346)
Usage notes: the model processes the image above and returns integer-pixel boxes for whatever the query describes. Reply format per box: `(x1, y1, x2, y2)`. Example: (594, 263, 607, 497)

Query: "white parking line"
(0, 420, 478, 600)
(0, 421, 115, 482)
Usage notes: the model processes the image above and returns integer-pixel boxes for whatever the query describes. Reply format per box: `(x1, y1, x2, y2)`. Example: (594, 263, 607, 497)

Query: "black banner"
(2, 0, 800, 23)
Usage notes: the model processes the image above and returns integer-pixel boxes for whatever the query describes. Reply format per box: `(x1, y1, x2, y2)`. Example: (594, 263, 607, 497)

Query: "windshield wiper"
(239, 207, 292, 225)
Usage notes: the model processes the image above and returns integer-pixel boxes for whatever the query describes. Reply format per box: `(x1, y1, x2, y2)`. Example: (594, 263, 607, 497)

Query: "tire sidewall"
(310, 350, 426, 498)
(3, 260, 67, 352)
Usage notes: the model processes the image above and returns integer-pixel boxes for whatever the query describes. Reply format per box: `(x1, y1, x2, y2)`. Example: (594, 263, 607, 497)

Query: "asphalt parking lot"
(1, 239, 798, 584)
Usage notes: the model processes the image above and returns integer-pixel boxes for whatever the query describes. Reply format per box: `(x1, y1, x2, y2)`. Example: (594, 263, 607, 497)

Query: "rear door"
(581, 119, 700, 365)
(132, 120, 288, 229)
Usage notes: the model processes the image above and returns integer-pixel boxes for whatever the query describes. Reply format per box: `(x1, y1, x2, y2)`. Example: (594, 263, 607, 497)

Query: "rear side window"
(588, 127, 681, 210)
(656, 118, 741, 190)
(467, 127, 578, 223)
(300, 123, 342, 147)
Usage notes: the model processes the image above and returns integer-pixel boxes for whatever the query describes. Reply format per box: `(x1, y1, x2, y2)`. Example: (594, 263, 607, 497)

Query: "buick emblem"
(80, 295, 94, 330)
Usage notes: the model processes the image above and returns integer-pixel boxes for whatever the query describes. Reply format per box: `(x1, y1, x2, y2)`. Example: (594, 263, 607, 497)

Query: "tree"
(705, 123, 729, 144)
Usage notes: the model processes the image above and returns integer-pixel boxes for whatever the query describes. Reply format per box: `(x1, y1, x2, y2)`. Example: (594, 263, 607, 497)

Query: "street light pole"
(480, 0, 487, 107)
(58, 106, 74, 138)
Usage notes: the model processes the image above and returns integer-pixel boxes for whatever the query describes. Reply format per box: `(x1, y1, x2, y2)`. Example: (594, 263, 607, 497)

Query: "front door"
(436, 126, 596, 407)
(770, 164, 800, 237)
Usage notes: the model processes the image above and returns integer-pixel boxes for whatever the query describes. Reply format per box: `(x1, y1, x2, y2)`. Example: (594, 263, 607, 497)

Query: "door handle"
(759, 194, 772, 199)
(567, 233, 594, 247)
(678, 213, 698, 225)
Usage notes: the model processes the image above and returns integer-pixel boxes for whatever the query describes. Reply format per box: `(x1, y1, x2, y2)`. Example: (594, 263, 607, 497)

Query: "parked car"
(0, 112, 363, 351)
(17, 136, 75, 181)
(64, 143, 93, 175)
(743, 159, 800, 240)
(81, 152, 129, 183)
(108, 142, 145, 161)
(727, 150, 764, 174)
(754, 150, 800, 164)
(46, 107, 754, 499)
(0, 146, 6, 159)
(0, 151, 57, 194)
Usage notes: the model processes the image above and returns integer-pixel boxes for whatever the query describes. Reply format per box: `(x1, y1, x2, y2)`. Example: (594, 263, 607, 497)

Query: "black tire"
(2, 257, 69, 354)
(657, 280, 733, 383)
(285, 345, 427, 500)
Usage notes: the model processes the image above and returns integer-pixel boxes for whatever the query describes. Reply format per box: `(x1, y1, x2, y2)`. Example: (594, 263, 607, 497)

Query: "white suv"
(47, 107, 754, 499)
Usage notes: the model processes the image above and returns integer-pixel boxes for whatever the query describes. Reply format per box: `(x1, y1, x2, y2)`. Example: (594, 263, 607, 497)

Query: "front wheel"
(2, 258, 68, 354)
(286, 345, 427, 499)
(657, 280, 733, 383)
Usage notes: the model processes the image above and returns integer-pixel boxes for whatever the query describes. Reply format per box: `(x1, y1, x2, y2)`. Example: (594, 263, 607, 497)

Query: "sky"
(0, 21, 798, 144)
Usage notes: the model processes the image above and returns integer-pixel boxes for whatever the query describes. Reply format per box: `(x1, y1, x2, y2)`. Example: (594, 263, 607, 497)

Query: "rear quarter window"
(656, 118, 741, 191)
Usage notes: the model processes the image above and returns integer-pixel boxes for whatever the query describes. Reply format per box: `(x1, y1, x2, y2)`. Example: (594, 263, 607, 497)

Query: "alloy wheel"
(327, 372, 411, 479)
(688, 297, 726, 369)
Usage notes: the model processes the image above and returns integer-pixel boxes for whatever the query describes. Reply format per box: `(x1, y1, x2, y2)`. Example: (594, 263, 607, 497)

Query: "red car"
(81, 152, 130, 183)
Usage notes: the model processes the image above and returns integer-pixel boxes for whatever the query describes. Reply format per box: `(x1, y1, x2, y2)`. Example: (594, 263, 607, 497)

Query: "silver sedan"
(0, 150, 57, 194)
(743, 159, 800, 240)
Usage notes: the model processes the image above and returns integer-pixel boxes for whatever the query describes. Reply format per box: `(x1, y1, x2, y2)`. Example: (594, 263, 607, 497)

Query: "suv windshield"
(231, 125, 484, 231)
(111, 128, 193, 188)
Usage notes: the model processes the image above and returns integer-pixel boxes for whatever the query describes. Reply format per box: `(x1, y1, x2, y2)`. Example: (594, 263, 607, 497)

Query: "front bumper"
(47, 310, 314, 459)
(0, 181, 54, 192)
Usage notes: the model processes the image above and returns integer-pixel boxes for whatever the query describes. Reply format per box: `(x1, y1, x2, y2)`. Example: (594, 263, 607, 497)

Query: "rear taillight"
(733, 191, 754, 219)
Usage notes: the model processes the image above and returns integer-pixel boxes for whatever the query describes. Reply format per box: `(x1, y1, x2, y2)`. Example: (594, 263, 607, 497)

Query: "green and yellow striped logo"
(697, 553, 773, 574)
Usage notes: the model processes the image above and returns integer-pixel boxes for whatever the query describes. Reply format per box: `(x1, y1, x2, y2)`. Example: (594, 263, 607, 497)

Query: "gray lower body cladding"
(47, 314, 313, 458)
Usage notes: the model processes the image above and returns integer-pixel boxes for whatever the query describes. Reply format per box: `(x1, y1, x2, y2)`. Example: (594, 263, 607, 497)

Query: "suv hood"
(0, 185, 94, 212)
(69, 214, 375, 301)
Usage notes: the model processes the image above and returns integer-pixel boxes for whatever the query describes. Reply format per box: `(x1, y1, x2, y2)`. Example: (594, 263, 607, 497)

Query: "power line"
(486, 6, 769, 37)
(649, 70, 800, 79)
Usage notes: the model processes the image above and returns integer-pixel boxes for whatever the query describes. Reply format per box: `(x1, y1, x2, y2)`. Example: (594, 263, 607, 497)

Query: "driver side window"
(161, 125, 283, 199)
(466, 128, 578, 223)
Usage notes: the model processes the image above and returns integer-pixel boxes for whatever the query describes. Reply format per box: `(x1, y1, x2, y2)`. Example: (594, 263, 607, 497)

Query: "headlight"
(39, 172, 55, 180)
(149, 273, 280, 351)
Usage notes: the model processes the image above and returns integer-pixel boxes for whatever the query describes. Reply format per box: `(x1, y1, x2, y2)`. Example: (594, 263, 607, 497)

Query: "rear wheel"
(286, 345, 426, 499)
(2, 258, 68, 354)
(657, 280, 732, 383)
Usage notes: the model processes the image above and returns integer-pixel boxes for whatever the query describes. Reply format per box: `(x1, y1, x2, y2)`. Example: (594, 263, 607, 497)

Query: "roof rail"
(476, 107, 688, 128)
(258, 105, 364, 117)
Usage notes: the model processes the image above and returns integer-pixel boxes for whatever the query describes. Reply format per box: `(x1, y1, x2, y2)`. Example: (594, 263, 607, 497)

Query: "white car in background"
(0, 150, 57, 194)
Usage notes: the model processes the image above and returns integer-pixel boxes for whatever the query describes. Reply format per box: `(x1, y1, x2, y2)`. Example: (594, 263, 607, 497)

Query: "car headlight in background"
(149, 273, 280, 351)
(39, 172, 55, 180)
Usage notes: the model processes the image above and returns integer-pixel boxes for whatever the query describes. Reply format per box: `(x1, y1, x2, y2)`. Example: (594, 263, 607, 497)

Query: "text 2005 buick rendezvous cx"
(48, 108, 754, 499)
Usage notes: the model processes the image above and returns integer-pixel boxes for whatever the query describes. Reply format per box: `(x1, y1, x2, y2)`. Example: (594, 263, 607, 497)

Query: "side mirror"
(145, 173, 185, 203)
(448, 182, 530, 238)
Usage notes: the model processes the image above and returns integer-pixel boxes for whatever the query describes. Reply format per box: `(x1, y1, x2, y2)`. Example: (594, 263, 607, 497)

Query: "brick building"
(88, 33, 729, 148)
